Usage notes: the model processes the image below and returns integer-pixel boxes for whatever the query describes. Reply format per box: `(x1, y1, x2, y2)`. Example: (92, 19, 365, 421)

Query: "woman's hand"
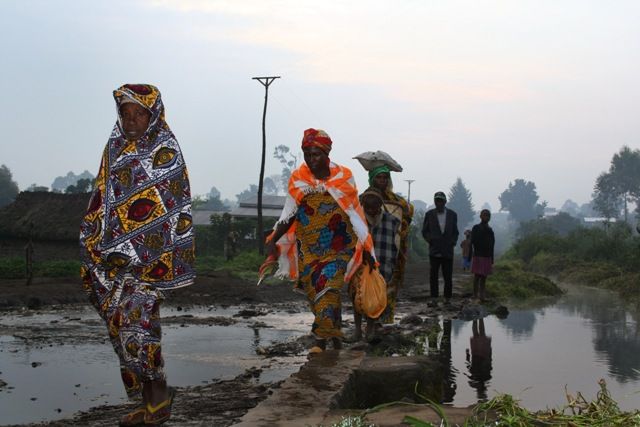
(363, 251, 375, 270)
(264, 217, 294, 259)
(265, 239, 278, 258)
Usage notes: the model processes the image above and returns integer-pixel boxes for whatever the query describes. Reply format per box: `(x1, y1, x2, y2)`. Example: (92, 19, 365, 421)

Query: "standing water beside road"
(1, 276, 639, 424)
(0, 305, 309, 425)
(438, 282, 640, 410)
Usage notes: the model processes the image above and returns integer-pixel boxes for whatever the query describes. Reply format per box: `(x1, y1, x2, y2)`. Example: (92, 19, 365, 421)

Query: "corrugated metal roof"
(230, 206, 283, 218)
(192, 210, 230, 225)
(238, 195, 286, 209)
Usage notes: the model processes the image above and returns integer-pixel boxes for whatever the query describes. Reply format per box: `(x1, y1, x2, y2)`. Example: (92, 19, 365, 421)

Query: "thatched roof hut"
(0, 192, 90, 241)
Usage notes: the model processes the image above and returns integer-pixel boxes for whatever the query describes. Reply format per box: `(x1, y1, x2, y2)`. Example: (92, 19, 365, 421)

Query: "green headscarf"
(368, 165, 391, 186)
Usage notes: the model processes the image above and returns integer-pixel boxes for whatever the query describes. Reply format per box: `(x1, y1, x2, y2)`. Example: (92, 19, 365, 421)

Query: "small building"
(192, 209, 230, 226)
(583, 217, 617, 228)
(230, 195, 285, 219)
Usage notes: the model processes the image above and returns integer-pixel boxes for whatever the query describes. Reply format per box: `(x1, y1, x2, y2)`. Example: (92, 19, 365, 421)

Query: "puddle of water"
(0, 306, 309, 425)
(3, 285, 639, 423)
(438, 285, 640, 411)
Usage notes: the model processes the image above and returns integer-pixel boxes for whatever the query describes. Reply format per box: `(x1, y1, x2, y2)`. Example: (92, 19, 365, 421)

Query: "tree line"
(1, 146, 638, 227)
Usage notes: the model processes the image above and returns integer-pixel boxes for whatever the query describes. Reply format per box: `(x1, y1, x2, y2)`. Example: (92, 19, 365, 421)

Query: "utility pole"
(252, 76, 280, 255)
(405, 179, 415, 203)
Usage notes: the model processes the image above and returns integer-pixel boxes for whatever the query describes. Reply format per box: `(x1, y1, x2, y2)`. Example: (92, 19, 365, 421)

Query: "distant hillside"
(0, 192, 90, 241)
(51, 170, 94, 192)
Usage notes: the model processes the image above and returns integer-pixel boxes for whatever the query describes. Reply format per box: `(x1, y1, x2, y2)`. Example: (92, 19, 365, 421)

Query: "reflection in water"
(557, 287, 640, 382)
(448, 284, 640, 411)
(497, 310, 536, 340)
(429, 319, 458, 403)
(465, 318, 492, 400)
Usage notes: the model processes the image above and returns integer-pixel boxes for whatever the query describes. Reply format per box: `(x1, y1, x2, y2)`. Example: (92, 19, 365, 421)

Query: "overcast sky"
(2, 0, 639, 209)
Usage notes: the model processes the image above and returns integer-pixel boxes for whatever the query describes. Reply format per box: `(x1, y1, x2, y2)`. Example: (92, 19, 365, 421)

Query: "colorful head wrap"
(368, 164, 391, 186)
(114, 84, 166, 139)
(301, 128, 332, 154)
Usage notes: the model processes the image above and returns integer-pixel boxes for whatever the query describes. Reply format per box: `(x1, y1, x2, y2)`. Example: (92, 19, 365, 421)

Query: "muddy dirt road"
(1, 262, 475, 426)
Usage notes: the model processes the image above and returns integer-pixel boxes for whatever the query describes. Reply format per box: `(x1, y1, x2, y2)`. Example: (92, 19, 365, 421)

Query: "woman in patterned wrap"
(265, 128, 375, 354)
(80, 84, 195, 426)
(368, 165, 414, 324)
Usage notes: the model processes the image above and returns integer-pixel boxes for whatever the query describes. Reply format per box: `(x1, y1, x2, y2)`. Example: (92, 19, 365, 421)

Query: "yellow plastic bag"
(352, 265, 387, 318)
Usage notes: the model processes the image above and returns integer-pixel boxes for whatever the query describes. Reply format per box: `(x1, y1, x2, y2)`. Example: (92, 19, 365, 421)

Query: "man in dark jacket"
(422, 191, 459, 302)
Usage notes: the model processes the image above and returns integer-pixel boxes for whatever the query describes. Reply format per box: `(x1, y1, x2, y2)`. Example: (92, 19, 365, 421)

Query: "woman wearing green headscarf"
(369, 165, 414, 324)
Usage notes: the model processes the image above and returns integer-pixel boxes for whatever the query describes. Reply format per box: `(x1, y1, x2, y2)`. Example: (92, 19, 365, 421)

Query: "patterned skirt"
(295, 191, 356, 340)
(86, 274, 165, 399)
(471, 256, 493, 277)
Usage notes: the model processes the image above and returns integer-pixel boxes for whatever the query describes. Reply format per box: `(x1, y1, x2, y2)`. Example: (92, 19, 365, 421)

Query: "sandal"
(118, 406, 146, 427)
(143, 387, 176, 425)
(308, 345, 324, 356)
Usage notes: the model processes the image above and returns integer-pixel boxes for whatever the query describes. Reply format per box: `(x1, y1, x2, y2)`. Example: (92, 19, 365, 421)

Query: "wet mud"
(1, 262, 487, 426)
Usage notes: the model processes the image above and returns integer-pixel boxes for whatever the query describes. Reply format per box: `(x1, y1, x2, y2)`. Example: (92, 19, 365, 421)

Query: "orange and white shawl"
(269, 162, 375, 283)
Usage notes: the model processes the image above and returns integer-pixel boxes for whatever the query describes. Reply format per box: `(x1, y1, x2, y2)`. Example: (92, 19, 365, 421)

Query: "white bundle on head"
(353, 150, 403, 172)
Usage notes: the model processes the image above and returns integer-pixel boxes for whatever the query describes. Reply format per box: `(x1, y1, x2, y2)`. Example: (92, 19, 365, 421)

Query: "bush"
(517, 212, 582, 238)
(504, 225, 640, 301)
(527, 252, 569, 276)
(35, 260, 81, 277)
(558, 263, 623, 287)
(0, 258, 81, 279)
(509, 226, 639, 273)
(195, 251, 264, 281)
(0, 258, 26, 279)
(195, 255, 224, 275)
(483, 260, 563, 301)
(508, 233, 568, 263)
(600, 272, 640, 298)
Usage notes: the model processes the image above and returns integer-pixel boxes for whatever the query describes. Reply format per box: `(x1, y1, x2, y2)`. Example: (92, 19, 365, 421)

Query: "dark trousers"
(429, 256, 453, 298)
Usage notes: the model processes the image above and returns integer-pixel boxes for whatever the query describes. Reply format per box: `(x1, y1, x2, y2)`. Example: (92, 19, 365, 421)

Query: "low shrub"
(482, 260, 563, 301)
(35, 260, 81, 277)
(0, 258, 81, 279)
(195, 251, 264, 281)
(0, 258, 26, 279)
(558, 263, 622, 287)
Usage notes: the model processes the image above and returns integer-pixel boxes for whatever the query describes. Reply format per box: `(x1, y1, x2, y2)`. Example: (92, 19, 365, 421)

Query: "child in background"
(460, 230, 471, 271)
(351, 188, 400, 341)
(470, 210, 495, 302)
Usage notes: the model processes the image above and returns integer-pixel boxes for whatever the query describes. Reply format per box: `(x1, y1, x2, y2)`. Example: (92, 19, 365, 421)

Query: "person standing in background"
(470, 209, 495, 302)
(422, 191, 459, 304)
(460, 230, 471, 272)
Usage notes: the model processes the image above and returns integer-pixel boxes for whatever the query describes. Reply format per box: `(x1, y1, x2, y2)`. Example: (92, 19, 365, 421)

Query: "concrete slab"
(234, 350, 478, 427)
(233, 349, 366, 427)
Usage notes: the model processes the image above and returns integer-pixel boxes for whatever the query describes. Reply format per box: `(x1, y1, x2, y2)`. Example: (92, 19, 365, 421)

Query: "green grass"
(0, 258, 81, 278)
(465, 379, 640, 426)
(334, 380, 640, 427)
(196, 251, 265, 281)
(503, 227, 640, 302)
(0, 258, 26, 278)
(524, 251, 640, 301)
(36, 260, 81, 277)
(473, 260, 564, 302)
(324, 416, 375, 427)
(0, 250, 265, 280)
